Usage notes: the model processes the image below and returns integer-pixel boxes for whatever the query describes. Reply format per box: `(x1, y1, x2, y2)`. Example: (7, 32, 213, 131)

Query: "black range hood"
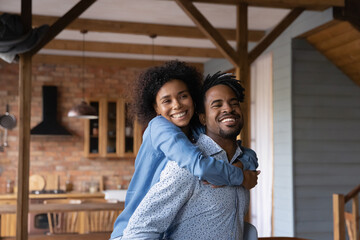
(31, 85, 71, 136)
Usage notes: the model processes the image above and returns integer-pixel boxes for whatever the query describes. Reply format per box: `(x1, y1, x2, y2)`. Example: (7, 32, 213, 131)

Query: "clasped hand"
(202, 161, 260, 190)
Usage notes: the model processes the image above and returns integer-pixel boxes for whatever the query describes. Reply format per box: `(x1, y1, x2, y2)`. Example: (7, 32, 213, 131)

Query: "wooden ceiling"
(306, 21, 360, 86)
(0, 0, 346, 68)
(191, 0, 343, 10)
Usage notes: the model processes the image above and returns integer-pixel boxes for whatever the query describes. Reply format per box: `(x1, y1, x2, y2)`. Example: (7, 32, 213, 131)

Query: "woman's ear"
(154, 103, 161, 116)
(199, 113, 206, 126)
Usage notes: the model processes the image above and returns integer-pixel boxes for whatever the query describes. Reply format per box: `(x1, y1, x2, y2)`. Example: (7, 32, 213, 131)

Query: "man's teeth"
(172, 112, 186, 118)
(221, 118, 235, 123)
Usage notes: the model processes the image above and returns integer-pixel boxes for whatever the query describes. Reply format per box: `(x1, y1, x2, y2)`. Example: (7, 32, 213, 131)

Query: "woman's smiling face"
(154, 79, 194, 131)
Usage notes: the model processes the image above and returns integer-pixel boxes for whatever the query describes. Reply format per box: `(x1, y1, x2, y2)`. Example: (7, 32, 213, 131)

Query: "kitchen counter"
(0, 192, 105, 200)
(0, 201, 124, 214)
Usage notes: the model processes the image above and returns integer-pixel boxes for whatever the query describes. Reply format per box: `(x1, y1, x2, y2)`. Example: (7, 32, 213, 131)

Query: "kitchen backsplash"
(0, 60, 144, 193)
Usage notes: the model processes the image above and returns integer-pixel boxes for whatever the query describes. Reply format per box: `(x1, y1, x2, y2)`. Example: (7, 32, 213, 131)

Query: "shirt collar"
(196, 133, 243, 164)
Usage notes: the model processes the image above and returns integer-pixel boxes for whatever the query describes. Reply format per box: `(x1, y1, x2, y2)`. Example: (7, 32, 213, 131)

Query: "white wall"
(250, 52, 273, 237)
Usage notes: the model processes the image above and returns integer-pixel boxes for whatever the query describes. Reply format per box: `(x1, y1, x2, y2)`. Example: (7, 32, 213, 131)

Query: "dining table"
(0, 200, 124, 237)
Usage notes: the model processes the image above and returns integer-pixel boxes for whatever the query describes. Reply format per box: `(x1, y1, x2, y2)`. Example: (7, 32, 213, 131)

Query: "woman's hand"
(201, 180, 224, 188)
(232, 161, 244, 169)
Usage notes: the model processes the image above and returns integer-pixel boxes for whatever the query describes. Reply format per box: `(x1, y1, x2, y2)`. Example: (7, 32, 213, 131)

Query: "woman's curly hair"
(132, 60, 203, 125)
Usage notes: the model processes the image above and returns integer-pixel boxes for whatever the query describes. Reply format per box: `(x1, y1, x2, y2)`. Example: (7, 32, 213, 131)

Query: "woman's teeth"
(172, 112, 186, 118)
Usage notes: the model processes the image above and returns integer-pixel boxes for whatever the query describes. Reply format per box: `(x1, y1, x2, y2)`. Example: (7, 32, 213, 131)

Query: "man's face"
(200, 84, 243, 142)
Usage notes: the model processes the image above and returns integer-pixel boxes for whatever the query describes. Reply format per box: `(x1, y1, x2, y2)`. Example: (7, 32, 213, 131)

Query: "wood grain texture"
(306, 21, 360, 86)
(175, 0, 240, 66)
(31, 14, 265, 42)
(190, 0, 344, 9)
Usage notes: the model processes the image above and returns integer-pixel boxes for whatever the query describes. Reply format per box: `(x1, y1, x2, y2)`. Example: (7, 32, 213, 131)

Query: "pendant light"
(68, 30, 98, 119)
(150, 34, 157, 62)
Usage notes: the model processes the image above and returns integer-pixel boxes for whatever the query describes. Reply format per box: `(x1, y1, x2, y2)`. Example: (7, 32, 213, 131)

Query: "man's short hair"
(199, 71, 245, 113)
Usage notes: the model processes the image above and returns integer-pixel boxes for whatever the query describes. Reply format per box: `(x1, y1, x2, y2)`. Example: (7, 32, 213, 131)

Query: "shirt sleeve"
(149, 116, 244, 186)
(236, 140, 259, 171)
(122, 161, 196, 240)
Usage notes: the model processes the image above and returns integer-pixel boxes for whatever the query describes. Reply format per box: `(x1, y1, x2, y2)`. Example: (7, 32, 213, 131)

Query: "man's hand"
(242, 170, 260, 190)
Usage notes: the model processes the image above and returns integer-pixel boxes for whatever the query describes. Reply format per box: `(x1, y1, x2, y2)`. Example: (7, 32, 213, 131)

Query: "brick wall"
(0, 60, 144, 193)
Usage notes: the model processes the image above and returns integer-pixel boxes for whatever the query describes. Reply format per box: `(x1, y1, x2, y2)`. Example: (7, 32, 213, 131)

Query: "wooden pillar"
(17, 52, 32, 240)
(235, 3, 250, 148)
(333, 194, 346, 240)
(17, 1, 32, 239)
(351, 195, 359, 240)
(236, 3, 251, 223)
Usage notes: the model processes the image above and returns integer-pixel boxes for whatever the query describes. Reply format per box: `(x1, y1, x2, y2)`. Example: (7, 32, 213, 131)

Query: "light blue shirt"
(122, 133, 250, 240)
(111, 116, 258, 239)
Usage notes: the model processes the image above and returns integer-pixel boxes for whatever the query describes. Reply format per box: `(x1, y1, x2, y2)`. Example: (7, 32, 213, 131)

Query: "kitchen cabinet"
(84, 98, 142, 158)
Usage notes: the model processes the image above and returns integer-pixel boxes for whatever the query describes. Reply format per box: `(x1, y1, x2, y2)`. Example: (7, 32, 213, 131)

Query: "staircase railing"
(333, 184, 360, 240)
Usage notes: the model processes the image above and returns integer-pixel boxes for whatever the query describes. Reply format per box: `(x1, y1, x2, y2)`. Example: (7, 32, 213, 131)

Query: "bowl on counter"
(103, 189, 127, 202)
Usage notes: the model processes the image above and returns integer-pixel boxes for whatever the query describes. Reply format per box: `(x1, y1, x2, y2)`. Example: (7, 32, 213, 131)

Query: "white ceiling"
(0, 0, 291, 63)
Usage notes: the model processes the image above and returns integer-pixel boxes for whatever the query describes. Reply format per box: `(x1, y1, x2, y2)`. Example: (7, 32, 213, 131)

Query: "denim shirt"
(110, 116, 258, 239)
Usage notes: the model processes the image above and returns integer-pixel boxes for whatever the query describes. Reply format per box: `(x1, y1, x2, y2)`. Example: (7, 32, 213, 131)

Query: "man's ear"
(199, 113, 206, 125)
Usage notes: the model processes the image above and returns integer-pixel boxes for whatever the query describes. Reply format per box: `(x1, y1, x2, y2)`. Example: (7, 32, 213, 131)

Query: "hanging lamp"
(68, 30, 98, 119)
(150, 34, 157, 62)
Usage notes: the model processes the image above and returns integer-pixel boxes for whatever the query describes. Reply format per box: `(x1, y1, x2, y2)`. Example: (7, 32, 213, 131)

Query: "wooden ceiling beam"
(30, 14, 265, 42)
(29, 0, 96, 56)
(190, 0, 344, 10)
(33, 54, 204, 70)
(175, 0, 240, 67)
(249, 7, 304, 64)
(44, 39, 223, 58)
(333, 0, 360, 32)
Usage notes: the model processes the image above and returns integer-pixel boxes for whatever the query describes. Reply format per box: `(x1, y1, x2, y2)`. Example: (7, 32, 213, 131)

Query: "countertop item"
(29, 174, 45, 192)
(103, 190, 127, 202)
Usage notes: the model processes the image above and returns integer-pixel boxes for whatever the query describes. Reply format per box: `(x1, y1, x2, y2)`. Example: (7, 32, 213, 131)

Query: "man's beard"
(219, 125, 242, 139)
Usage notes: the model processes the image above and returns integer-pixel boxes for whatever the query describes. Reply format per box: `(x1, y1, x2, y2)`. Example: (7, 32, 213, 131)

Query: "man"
(121, 72, 259, 240)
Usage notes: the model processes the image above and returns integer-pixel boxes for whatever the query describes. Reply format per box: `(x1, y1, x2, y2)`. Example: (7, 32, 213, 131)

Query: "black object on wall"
(30, 86, 71, 135)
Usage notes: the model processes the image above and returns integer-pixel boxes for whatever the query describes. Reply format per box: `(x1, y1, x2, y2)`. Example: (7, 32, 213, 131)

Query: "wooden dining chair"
(0, 212, 16, 237)
(43, 199, 82, 234)
(83, 199, 122, 233)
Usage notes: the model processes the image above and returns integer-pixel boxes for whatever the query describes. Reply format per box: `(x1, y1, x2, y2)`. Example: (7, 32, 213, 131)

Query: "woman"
(110, 60, 257, 239)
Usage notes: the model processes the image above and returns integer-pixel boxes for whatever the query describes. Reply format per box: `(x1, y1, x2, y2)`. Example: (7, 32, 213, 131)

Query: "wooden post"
(17, 0, 32, 239)
(17, 52, 32, 240)
(15, 1, 97, 239)
(333, 194, 346, 240)
(351, 195, 359, 240)
(235, 3, 250, 148)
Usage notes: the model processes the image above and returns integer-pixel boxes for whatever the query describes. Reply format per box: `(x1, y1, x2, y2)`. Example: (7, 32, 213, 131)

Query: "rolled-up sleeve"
(122, 161, 196, 240)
